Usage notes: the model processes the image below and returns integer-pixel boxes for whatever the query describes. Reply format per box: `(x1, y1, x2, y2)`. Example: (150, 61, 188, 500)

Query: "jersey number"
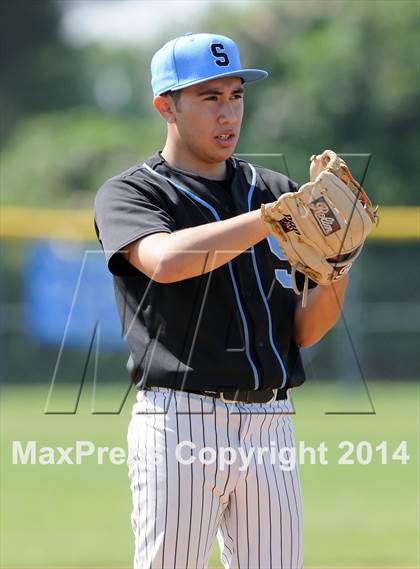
(210, 43, 230, 67)
(267, 235, 293, 289)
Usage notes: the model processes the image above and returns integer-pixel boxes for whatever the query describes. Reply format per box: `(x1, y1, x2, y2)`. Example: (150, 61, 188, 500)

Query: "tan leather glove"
(261, 150, 379, 305)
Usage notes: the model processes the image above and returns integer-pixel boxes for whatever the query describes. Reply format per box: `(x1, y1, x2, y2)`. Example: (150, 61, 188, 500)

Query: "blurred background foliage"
(1, 0, 419, 206)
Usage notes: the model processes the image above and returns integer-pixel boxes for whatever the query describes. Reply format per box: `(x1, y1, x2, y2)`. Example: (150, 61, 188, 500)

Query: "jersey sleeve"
(94, 175, 176, 276)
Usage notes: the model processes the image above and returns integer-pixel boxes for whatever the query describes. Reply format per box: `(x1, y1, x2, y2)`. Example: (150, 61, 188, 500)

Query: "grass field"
(1, 381, 418, 568)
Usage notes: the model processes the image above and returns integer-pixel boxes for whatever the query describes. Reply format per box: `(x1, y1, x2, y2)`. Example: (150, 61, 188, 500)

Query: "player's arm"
(124, 210, 269, 283)
(293, 274, 349, 348)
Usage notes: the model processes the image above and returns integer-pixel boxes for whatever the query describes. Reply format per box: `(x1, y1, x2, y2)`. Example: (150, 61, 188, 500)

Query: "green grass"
(1, 382, 418, 568)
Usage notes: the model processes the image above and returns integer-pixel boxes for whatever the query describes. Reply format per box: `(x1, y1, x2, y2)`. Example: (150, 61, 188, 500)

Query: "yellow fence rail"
(1, 205, 419, 241)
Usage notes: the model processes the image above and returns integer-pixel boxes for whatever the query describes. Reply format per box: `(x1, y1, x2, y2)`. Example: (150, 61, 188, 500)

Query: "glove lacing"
(291, 266, 309, 308)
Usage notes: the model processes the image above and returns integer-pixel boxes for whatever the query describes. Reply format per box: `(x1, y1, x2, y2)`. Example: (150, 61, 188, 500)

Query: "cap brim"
(166, 68, 268, 94)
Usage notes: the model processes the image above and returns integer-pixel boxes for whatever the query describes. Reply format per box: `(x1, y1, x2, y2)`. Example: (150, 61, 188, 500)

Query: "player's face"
(172, 77, 244, 164)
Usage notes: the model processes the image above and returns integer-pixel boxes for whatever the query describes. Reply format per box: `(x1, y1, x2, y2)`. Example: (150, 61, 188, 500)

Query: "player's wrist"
(325, 273, 350, 289)
(318, 273, 349, 297)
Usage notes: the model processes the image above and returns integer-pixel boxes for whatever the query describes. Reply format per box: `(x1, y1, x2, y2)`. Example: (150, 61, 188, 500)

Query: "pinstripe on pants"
(127, 388, 303, 569)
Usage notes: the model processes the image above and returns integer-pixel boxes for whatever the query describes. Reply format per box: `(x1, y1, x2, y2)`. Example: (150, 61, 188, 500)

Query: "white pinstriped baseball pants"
(127, 388, 303, 569)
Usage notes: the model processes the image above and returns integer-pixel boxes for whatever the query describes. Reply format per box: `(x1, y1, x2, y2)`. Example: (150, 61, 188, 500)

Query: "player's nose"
(218, 102, 241, 125)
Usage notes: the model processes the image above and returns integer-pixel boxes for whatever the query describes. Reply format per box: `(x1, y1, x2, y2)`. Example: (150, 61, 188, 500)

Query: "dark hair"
(161, 89, 182, 109)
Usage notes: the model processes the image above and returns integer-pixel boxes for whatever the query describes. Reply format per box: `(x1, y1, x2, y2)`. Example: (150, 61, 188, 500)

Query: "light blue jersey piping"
(142, 162, 260, 388)
(247, 163, 287, 388)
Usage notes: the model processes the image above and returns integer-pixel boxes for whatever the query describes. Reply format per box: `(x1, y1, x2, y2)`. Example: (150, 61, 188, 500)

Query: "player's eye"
(203, 95, 218, 101)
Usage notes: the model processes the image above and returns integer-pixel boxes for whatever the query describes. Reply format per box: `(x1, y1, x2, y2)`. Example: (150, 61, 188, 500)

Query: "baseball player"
(94, 33, 349, 569)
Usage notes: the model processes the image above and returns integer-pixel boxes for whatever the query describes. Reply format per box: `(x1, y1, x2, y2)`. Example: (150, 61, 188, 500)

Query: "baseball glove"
(261, 150, 379, 306)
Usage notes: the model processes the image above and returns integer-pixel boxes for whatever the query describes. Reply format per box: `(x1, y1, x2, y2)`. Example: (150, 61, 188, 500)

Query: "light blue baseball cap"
(151, 32, 268, 96)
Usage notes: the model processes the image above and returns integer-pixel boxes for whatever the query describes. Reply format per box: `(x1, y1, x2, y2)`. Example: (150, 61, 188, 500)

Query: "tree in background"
(1, 109, 162, 207)
(204, 1, 419, 205)
(1, 0, 418, 206)
(0, 0, 89, 141)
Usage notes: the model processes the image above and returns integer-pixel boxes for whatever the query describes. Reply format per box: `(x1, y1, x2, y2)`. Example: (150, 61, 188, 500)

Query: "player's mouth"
(214, 132, 236, 148)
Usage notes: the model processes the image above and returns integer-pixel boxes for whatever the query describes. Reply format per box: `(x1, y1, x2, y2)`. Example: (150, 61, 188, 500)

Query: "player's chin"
(211, 140, 238, 160)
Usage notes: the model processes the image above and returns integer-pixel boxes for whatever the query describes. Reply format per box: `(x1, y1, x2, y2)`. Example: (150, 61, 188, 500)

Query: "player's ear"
(153, 95, 177, 124)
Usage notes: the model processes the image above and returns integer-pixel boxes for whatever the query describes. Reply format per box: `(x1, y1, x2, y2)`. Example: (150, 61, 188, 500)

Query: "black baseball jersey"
(94, 152, 310, 397)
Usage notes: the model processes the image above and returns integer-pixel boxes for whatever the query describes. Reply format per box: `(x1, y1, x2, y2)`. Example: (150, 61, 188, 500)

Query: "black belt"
(146, 387, 286, 404)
